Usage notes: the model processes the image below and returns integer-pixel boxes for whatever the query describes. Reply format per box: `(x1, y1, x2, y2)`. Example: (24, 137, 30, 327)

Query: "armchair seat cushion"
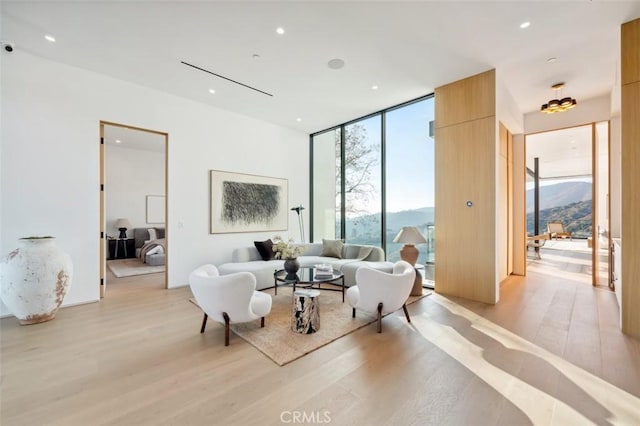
(250, 291, 272, 318)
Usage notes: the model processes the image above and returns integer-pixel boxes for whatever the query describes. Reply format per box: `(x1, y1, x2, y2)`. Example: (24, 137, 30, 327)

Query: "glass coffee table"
(273, 266, 345, 302)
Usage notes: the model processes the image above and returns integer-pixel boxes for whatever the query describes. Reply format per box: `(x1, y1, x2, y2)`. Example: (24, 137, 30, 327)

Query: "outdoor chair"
(527, 233, 550, 259)
(547, 222, 572, 240)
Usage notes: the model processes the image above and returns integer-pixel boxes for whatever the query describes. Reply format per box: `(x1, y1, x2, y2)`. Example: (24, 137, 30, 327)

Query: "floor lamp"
(291, 205, 305, 243)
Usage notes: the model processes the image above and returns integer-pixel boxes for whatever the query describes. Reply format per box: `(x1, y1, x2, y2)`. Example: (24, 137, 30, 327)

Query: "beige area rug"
(107, 258, 165, 278)
(229, 286, 431, 366)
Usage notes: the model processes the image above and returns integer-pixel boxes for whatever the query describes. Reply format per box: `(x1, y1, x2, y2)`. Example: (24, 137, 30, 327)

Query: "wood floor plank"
(2, 256, 639, 425)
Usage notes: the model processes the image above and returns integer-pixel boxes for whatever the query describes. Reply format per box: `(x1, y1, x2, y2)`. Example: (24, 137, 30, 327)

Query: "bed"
(133, 227, 166, 265)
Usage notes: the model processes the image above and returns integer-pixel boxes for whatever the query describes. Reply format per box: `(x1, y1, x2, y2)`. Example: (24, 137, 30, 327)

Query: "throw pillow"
(321, 239, 344, 259)
(148, 228, 157, 241)
(254, 239, 274, 261)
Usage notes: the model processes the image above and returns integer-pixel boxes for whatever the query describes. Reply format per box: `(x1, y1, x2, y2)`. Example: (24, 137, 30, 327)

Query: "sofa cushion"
(321, 239, 344, 258)
(254, 239, 274, 261)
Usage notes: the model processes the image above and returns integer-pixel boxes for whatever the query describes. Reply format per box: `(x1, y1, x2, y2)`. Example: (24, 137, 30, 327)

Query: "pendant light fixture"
(540, 82, 577, 114)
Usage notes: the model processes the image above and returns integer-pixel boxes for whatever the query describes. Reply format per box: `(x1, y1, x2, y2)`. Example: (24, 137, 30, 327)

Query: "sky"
(346, 97, 435, 215)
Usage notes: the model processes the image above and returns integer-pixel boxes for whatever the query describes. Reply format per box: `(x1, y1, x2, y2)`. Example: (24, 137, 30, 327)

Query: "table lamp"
(393, 226, 427, 265)
(114, 218, 131, 239)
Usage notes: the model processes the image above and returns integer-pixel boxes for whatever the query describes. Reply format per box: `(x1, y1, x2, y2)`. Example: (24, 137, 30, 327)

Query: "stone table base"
(292, 289, 320, 334)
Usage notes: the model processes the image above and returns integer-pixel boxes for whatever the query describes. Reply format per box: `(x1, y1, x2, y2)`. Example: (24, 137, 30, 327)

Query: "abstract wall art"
(210, 170, 288, 234)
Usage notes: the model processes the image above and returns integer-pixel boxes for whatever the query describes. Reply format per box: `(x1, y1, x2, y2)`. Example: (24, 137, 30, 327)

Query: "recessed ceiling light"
(115, 139, 121, 144)
(328, 58, 345, 70)
(44, 35, 56, 42)
(208, 89, 216, 94)
(296, 118, 302, 122)
(276, 27, 285, 35)
(371, 85, 379, 90)
(547, 57, 557, 63)
(520, 21, 531, 29)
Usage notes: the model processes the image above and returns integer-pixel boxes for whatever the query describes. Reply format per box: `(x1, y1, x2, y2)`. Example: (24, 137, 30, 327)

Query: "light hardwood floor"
(1, 265, 639, 425)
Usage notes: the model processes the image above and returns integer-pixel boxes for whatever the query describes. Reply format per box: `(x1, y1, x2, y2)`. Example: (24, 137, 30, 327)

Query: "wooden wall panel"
(435, 70, 496, 129)
(621, 81, 640, 336)
(499, 122, 509, 281)
(621, 19, 640, 85)
(512, 134, 526, 275)
(621, 18, 640, 337)
(507, 130, 514, 275)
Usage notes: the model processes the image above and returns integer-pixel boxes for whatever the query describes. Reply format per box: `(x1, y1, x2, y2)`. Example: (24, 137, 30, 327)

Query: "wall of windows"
(385, 99, 435, 263)
(310, 95, 435, 264)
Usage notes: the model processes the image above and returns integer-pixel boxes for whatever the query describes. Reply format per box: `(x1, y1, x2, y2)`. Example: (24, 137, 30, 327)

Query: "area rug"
(229, 286, 431, 366)
(107, 258, 165, 278)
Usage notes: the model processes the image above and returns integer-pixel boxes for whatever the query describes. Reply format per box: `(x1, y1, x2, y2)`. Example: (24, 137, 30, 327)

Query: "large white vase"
(0, 237, 73, 325)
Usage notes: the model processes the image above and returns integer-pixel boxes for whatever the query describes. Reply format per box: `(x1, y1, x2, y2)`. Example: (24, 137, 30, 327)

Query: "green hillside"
(527, 200, 592, 238)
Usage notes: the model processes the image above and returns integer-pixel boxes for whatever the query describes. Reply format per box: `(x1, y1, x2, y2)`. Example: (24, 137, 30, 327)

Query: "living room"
(2, 2, 640, 424)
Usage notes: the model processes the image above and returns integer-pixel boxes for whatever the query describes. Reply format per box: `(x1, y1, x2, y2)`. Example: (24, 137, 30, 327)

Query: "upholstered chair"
(347, 260, 416, 333)
(189, 264, 272, 346)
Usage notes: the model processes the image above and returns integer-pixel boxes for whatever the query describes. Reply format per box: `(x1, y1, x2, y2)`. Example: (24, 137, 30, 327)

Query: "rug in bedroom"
(191, 286, 431, 366)
(107, 258, 165, 278)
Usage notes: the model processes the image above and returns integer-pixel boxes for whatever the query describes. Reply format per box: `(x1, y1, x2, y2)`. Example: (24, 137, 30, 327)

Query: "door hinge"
(100, 278, 104, 287)
(100, 232, 104, 239)
(100, 137, 104, 145)
(100, 184, 104, 191)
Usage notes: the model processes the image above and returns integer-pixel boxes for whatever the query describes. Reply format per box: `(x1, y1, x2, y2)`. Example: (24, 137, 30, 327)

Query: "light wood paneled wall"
(435, 70, 498, 304)
(499, 122, 509, 281)
(512, 134, 526, 275)
(507, 129, 514, 275)
(621, 18, 640, 336)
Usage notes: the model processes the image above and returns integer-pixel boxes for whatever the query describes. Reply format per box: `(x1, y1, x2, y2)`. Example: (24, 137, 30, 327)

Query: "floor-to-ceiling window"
(344, 116, 382, 247)
(385, 98, 434, 263)
(310, 94, 435, 267)
(312, 128, 341, 240)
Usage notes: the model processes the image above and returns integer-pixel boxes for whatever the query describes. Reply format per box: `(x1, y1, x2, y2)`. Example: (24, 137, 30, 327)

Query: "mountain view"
(526, 181, 591, 213)
(526, 181, 592, 238)
(338, 181, 592, 262)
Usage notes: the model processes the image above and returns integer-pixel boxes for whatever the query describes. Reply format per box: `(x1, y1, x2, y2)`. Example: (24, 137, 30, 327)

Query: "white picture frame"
(146, 195, 165, 224)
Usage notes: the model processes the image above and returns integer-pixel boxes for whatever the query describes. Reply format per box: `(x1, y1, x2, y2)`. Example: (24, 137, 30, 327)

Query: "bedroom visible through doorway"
(99, 122, 168, 297)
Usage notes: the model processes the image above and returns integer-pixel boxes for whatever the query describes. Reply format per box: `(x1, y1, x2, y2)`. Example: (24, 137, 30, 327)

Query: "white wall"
(1, 51, 308, 316)
(524, 94, 611, 134)
(105, 144, 165, 238)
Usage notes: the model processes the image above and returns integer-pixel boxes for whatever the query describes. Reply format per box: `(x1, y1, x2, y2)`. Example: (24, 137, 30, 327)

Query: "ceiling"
(526, 125, 593, 180)
(103, 124, 165, 152)
(2, 1, 639, 134)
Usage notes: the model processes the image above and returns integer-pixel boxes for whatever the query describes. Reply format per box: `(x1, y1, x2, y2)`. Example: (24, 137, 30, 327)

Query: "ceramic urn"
(0, 237, 73, 325)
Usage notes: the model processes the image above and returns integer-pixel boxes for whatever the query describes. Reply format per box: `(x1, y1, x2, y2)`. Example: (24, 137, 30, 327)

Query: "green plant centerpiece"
(273, 236, 306, 280)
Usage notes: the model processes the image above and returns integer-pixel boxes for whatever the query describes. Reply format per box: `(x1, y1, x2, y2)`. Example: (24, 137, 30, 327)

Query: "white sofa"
(217, 243, 393, 290)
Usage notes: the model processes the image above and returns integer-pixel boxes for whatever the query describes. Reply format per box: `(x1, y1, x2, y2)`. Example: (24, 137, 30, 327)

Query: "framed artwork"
(146, 195, 165, 224)
(210, 170, 288, 234)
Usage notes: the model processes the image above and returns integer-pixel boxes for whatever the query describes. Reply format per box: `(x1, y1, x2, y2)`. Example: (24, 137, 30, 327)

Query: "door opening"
(99, 121, 168, 297)
(524, 122, 610, 287)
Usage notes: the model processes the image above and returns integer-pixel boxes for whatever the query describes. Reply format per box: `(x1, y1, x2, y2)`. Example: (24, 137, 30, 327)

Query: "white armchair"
(189, 264, 272, 346)
(346, 260, 416, 333)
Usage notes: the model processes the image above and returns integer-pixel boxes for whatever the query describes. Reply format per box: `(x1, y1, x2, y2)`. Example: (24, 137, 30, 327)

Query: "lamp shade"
(393, 226, 426, 245)
(114, 218, 131, 229)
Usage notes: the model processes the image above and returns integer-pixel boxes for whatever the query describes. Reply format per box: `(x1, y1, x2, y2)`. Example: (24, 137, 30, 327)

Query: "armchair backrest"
(547, 222, 566, 234)
(189, 264, 258, 323)
(354, 260, 415, 314)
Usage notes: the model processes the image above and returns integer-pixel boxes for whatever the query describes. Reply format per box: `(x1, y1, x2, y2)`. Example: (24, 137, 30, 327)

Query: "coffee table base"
(292, 290, 320, 334)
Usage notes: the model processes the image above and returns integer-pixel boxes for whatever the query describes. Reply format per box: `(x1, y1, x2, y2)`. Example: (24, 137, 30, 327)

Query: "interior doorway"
(99, 121, 168, 297)
(524, 122, 610, 287)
